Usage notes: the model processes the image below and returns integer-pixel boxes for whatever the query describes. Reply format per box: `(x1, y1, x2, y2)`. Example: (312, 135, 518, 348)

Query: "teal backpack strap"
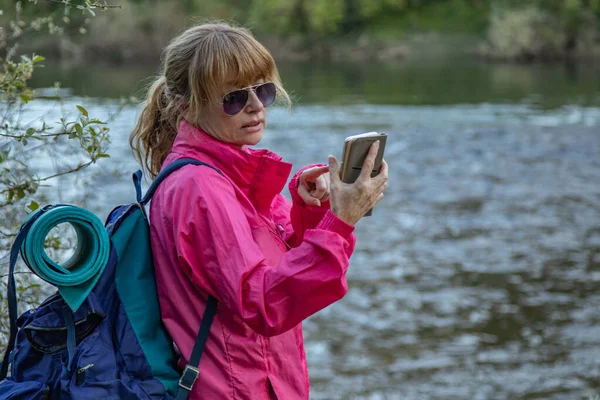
(0, 205, 54, 379)
(134, 158, 221, 398)
(136, 158, 221, 206)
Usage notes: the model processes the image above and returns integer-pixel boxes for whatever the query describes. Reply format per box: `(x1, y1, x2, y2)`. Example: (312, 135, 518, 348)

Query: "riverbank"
(29, 56, 600, 110)
(55, 32, 478, 65)
(26, 31, 600, 68)
(9, 1, 600, 65)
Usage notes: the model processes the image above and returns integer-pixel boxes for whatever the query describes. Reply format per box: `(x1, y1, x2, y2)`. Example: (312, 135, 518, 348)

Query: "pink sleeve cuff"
(315, 210, 354, 239)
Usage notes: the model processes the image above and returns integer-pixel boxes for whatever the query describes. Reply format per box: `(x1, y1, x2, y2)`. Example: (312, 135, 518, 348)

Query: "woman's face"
(199, 80, 267, 148)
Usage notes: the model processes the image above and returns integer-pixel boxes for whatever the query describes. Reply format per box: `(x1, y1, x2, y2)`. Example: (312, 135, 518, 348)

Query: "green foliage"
(358, 0, 409, 19)
(9, 0, 600, 58)
(367, 0, 490, 38)
(482, 0, 599, 60)
(485, 6, 564, 60)
(0, 0, 118, 344)
(199, 0, 599, 41)
(247, 0, 298, 35)
(0, 0, 116, 228)
(186, 0, 245, 20)
(305, 0, 345, 35)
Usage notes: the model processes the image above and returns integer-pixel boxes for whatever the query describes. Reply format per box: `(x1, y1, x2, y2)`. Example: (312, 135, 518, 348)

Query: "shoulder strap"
(133, 158, 221, 399)
(176, 296, 218, 400)
(0, 204, 56, 379)
(133, 158, 222, 205)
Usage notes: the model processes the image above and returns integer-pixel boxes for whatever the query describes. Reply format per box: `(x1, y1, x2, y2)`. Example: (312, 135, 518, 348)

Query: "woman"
(130, 23, 388, 399)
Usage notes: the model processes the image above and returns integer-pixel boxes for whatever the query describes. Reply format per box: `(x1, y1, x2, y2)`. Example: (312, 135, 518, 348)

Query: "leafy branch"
(0, 0, 122, 347)
(0, 50, 111, 209)
(38, 0, 122, 12)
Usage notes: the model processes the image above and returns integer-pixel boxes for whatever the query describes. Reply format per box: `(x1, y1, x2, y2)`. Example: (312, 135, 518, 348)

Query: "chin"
(244, 131, 264, 146)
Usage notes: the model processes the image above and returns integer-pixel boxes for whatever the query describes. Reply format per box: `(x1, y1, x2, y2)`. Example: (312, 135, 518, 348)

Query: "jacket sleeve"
(171, 168, 355, 337)
(286, 164, 357, 252)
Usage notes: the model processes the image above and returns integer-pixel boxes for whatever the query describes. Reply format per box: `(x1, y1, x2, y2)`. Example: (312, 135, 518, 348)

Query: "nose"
(245, 89, 264, 113)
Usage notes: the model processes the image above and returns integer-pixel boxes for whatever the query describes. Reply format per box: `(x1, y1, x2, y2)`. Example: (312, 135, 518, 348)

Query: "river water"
(26, 60, 600, 399)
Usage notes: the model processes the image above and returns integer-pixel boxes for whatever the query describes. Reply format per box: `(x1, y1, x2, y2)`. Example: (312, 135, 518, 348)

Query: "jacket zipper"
(270, 223, 291, 250)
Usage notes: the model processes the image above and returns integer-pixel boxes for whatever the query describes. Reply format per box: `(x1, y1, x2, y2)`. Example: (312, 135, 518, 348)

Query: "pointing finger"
(301, 165, 330, 183)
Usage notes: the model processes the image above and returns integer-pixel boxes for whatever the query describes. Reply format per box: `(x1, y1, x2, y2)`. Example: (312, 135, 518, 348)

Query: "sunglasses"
(221, 82, 277, 116)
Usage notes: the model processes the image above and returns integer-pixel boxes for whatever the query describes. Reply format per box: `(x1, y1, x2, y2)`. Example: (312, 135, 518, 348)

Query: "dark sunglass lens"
(255, 83, 277, 107)
(223, 90, 248, 115)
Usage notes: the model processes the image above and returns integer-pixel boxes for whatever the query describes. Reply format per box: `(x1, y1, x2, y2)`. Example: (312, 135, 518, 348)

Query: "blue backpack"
(0, 159, 219, 399)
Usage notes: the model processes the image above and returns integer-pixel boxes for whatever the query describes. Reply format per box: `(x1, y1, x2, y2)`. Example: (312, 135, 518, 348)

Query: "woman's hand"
(298, 165, 331, 207)
(328, 141, 388, 226)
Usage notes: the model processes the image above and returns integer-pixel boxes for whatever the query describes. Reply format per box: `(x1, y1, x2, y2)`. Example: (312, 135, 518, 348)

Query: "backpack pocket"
(24, 305, 104, 354)
(62, 327, 162, 400)
(0, 379, 49, 399)
(58, 303, 162, 399)
(13, 292, 166, 400)
(10, 293, 106, 397)
(59, 327, 140, 400)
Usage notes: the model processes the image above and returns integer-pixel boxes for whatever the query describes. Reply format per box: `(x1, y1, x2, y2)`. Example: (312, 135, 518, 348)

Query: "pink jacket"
(149, 121, 356, 399)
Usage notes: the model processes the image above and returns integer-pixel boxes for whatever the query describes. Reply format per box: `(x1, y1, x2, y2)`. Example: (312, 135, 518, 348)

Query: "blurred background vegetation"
(6, 0, 600, 64)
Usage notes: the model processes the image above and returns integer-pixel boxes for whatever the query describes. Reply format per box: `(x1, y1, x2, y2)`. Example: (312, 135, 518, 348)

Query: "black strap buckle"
(179, 365, 199, 392)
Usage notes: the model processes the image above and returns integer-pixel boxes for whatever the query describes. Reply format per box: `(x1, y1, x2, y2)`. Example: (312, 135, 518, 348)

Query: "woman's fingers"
(377, 159, 389, 180)
(372, 159, 388, 192)
(328, 155, 342, 184)
(299, 165, 333, 206)
(375, 176, 388, 191)
(310, 175, 329, 199)
(301, 165, 329, 184)
(358, 141, 380, 181)
(329, 152, 389, 226)
(298, 184, 321, 206)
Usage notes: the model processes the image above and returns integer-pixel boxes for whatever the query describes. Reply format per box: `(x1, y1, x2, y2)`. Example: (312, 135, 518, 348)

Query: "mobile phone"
(340, 132, 387, 216)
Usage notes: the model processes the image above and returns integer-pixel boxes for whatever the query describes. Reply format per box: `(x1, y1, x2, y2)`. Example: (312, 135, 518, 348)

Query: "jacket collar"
(167, 120, 293, 214)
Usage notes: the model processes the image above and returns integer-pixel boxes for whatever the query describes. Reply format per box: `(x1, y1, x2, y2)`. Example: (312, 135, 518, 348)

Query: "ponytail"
(129, 76, 181, 179)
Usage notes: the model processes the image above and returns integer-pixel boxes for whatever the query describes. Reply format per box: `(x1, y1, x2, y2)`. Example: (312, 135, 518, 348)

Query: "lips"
(242, 120, 262, 128)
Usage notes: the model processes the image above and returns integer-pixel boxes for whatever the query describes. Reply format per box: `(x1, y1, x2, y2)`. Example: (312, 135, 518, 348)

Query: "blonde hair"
(129, 22, 291, 178)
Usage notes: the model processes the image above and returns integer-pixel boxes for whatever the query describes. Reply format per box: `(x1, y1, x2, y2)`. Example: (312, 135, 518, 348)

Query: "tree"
(0, 0, 121, 344)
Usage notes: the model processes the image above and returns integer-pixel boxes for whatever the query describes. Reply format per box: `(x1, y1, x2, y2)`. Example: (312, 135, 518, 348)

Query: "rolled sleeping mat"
(20, 205, 110, 311)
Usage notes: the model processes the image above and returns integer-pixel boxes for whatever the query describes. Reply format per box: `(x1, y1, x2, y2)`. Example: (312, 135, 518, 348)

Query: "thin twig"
(40, 0, 122, 8)
(0, 271, 34, 279)
(0, 132, 69, 139)
(0, 183, 31, 196)
(39, 161, 93, 181)
(0, 159, 94, 198)
(0, 228, 16, 238)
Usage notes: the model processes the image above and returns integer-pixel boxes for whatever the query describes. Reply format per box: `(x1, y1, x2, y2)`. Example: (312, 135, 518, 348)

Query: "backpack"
(0, 158, 220, 400)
